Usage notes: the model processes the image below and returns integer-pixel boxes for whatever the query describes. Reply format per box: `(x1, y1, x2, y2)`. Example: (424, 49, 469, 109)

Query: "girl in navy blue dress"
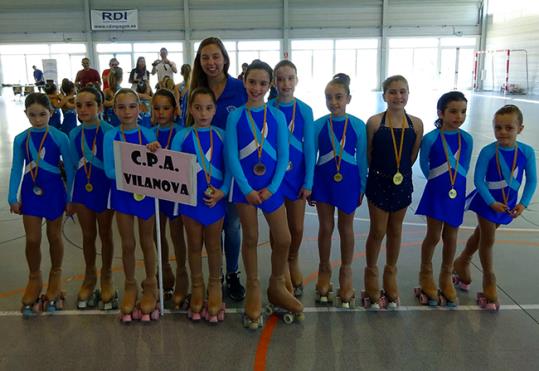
(415, 92, 473, 307)
(311, 74, 367, 308)
(269, 60, 315, 297)
(151, 89, 188, 309)
(172, 87, 229, 323)
(363, 75, 423, 309)
(225, 60, 303, 329)
(70, 87, 117, 310)
(60, 79, 77, 134)
(103, 88, 160, 322)
(454, 105, 536, 310)
(8, 93, 74, 316)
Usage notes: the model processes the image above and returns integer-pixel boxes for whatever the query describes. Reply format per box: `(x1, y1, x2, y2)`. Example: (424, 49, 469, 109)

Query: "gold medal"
(393, 171, 403, 185)
(328, 115, 349, 183)
(204, 186, 215, 197)
(133, 193, 145, 202)
(334, 173, 343, 182)
(448, 188, 457, 199)
(85, 183, 93, 192)
(81, 123, 100, 196)
(495, 143, 519, 210)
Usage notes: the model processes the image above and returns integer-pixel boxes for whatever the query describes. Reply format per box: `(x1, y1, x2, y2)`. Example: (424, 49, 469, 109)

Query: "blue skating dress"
(225, 104, 288, 213)
(69, 120, 113, 213)
(8, 126, 74, 220)
(138, 112, 152, 128)
(155, 124, 182, 219)
(61, 108, 77, 134)
(171, 126, 230, 226)
(103, 125, 157, 220)
(269, 98, 315, 201)
(465, 141, 537, 225)
(365, 112, 417, 212)
(311, 114, 367, 214)
(416, 128, 473, 228)
(49, 108, 62, 130)
(104, 107, 120, 127)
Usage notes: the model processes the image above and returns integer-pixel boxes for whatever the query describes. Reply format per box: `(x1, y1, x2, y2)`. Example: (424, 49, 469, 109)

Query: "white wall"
(484, 0, 539, 94)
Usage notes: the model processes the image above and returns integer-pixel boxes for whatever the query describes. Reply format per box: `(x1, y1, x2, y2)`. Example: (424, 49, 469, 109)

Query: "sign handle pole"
(155, 199, 165, 315)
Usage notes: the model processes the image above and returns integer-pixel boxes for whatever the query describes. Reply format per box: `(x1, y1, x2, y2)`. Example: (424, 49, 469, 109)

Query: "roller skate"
(414, 264, 438, 307)
(136, 277, 160, 322)
(266, 276, 304, 324)
(477, 273, 499, 311)
(315, 266, 334, 304)
(21, 271, 43, 318)
(381, 265, 400, 310)
(100, 268, 118, 310)
(187, 275, 205, 322)
(77, 269, 99, 310)
(120, 279, 138, 323)
(204, 277, 225, 324)
(289, 251, 304, 297)
(42, 268, 65, 313)
(335, 266, 356, 309)
(361, 266, 383, 310)
(161, 262, 175, 301)
(438, 268, 458, 308)
(242, 278, 263, 330)
(453, 254, 472, 291)
(172, 268, 190, 311)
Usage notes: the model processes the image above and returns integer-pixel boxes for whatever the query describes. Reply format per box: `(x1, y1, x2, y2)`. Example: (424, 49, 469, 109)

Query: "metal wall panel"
(485, 15, 539, 94)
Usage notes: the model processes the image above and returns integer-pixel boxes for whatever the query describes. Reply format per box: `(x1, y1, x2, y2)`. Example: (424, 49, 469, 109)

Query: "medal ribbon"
(328, 114, 349, 174)
(81, 123, 100, 186)
(193, 127, 214, 187)
(387, 112, 405, 173)
(246, 105, 267, 162)
(495, 143, 518, 207)
(120, 125, 142, 144)
(440, 130, 461, 191)
(25, 127, 49, 185)
(156, 125, 174, 150)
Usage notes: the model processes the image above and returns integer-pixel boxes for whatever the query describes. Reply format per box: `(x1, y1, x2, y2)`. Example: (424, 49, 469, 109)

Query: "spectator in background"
(178, 63, 191, 99)
(32, 65, 45, 92)
(75, 58, 101, 90)
(237, 62, 248, 81)
(151, 48, 177, 83)
(129, 57, 150, 90)
(102, 58, 119, 91)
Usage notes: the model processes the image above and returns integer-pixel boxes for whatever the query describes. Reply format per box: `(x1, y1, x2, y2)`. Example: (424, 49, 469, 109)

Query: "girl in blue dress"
(269, 60, 315, 297)
(363, 75, 423, 309)
(103, 67, 122, 127)
(103, 88, 159, 322)
(311, 73, 367, 308)
(44, 83, 63, 130)
(415, 92, 473, 307)
(225, 60, 303, 329)
(8, 93, 74, 315)
(60, 79, 78, 134)
(70, 87, 116, 310)
(454, 105, 536, 310)
(172, 87, 230, 323)
(151, 89, 188, 309)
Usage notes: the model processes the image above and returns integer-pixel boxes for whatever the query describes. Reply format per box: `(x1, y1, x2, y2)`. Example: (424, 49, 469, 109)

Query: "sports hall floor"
(0, 88, 538, 371)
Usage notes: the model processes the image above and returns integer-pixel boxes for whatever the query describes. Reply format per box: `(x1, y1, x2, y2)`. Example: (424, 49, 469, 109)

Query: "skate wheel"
(217, 309, 225, 322)
(418, 292, 428, 305)
(141, 314, 151, 322)
(150, 309, 160, 321)
(132, 308, 142, 320)
(120, 313, 133, 323)
(295, 312, 305, 322)
(293, 285, 303, 297)
(283, 313, 294, 325)
(264, 305, 274, 316)
(77, 300, 88, 310)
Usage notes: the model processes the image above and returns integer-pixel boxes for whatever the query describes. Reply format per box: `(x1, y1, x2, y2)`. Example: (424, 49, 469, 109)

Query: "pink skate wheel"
(150, 309, 160, 321)
(132, 308, 142, 320)
(141, 314, 151, 322)
(120, 314, 132, 323)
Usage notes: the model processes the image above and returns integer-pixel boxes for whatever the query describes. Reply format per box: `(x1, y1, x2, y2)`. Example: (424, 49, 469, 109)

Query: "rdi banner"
(91, 9, 138, 30)
(113, 141, 197, 206)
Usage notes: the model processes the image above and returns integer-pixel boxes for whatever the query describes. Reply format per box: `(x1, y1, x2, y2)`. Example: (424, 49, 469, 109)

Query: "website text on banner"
(113, 141, 197, 205)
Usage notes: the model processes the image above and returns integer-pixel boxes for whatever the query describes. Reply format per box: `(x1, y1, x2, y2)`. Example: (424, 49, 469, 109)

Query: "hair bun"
(333, 73, 351, 86)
